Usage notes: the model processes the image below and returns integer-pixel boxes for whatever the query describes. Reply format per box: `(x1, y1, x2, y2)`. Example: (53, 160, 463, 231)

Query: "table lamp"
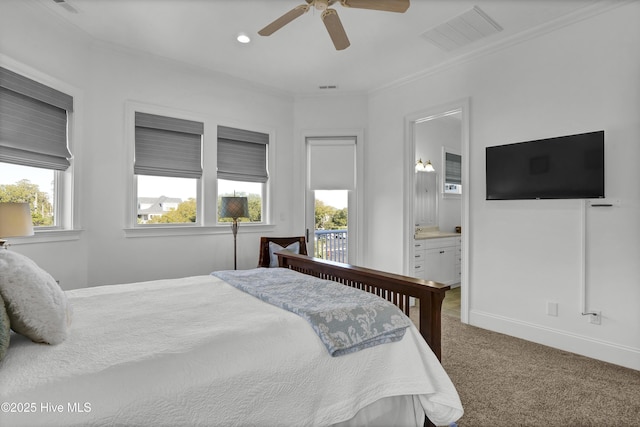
(0, 202, 34, 248)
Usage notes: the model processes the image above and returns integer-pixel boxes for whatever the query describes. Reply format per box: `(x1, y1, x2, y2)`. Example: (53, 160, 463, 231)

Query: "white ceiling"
(37, 0, 602, 95)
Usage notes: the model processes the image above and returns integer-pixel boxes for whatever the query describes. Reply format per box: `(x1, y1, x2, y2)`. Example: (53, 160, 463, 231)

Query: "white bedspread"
(0, 275, 462, 426)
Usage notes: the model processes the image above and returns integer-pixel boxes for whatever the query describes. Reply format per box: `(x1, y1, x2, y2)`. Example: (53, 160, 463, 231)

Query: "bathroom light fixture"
(415, 159, 435, 172)
(424, 160, 435, 172)
(236, 33, 251, 44)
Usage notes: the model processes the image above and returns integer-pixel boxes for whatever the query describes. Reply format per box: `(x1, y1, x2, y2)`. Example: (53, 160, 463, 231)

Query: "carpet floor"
(438, 313, 640, 426)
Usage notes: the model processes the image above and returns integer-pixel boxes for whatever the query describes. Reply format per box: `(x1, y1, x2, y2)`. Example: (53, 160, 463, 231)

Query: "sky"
(1, 163, 55, 199)
(316, 190, 347, 209)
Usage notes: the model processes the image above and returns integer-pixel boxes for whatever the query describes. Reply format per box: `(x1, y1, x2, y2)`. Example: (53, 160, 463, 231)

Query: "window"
(0, 66, 73, 229)
(0, 164, 55, 226)
(133, 112, 203, 225)
(306, 137, 356, 262)
(136, 175, 197, 224)
(443, 148, 462, 196)
(217, 126, 269, 223)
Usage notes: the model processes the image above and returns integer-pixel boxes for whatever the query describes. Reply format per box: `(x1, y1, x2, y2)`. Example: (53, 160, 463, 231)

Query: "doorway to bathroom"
(404, 98, 469, 322)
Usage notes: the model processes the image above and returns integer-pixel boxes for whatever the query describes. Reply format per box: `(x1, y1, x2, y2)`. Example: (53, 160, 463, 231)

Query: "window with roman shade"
(443, 150, 462, 195)
(217, 125, 269, 183)
(134, 112, 203, 178)
(445, 152, 462, 185)
(307, 137, 356, 190)
(0, 66, 73, 170)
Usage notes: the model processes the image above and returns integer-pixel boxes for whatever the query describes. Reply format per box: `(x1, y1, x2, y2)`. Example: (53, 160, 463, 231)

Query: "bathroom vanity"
(413, 228, 461, 286)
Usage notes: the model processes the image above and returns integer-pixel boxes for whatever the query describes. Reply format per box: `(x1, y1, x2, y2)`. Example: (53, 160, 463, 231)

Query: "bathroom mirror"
(414, 170, 438, 226)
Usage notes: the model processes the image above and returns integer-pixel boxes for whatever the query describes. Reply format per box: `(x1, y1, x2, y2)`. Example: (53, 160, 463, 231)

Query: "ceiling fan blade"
(258, 4, 310, 36)
(340, 0, 409, 13)
(321, 9, 350, 50)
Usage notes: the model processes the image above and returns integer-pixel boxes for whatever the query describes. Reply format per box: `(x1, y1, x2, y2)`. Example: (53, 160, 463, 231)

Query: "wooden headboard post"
(276, 251, 450, 361)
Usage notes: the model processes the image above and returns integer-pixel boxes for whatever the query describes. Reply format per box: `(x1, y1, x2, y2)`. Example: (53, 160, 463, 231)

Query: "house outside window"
(0, 66, 74, 230)
(137, 195, 185, 224)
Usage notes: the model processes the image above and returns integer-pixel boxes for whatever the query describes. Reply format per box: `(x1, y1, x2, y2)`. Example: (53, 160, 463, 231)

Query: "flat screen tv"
(486, 130, 604, 200)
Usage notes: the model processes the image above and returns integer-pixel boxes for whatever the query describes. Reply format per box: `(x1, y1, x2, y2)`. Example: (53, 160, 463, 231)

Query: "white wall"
(366, 2, 640, 369)
(1, 1, 92, 289)
(1, 1, 297, 288)
(81, 45, 296, 287)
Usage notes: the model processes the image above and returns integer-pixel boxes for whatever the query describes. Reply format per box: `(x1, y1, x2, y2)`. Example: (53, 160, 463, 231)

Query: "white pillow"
(0, 250, 72, 345)
(268, 241, 300, 267)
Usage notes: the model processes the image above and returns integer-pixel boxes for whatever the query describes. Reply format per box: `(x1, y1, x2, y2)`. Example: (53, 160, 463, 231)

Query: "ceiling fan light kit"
(258, 0, 410, 50)
(314, 0, 330, 10)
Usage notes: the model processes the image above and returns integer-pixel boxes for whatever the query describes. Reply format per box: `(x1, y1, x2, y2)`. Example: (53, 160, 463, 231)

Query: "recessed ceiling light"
(236, 33, 251, 44)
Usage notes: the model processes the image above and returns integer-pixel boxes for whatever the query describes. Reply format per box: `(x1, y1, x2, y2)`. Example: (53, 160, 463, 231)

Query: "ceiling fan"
(258, 0, 410, 51)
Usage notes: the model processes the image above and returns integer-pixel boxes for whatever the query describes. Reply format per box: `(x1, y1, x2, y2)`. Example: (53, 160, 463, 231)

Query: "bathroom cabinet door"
(424, 247, 455, 285)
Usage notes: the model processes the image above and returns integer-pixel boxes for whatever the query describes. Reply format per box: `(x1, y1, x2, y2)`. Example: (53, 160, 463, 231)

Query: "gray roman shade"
(134, 112, 203, 179)
(217, 125, 269, 183)
(0, 66, 74, 171)
(445, 152, 462, 185)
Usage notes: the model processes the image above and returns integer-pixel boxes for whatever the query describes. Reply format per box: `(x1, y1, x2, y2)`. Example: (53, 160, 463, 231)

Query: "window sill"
(5, 229, 83, 246)
(442, 193, 462, 199)
(124, 223, 276, 238)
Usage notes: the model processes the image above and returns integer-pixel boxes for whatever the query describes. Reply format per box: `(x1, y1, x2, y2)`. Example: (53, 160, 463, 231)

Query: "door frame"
(404, 98, 470, 323)
(301, 129, 364, 265)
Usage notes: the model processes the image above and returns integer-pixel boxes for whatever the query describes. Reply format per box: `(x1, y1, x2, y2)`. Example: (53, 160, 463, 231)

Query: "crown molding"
(370, 0, 633, 96)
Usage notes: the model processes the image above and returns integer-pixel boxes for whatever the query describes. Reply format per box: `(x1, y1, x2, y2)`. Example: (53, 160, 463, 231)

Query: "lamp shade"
(220, 197, 248, 220)
(424, 160, 435, 172)
(0, 202, 34, 239)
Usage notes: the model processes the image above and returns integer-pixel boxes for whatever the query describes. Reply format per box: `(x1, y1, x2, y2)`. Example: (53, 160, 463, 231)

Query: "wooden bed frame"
(276, 251, 450, 361)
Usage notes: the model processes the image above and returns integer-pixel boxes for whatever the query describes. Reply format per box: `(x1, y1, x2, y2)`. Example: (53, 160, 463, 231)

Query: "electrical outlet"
(589, 311, 601, 325)
(546, 301, 558, 317)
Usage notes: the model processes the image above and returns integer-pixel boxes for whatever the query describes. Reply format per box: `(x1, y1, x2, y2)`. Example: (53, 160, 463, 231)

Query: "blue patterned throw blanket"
(212, 268, 411, 357)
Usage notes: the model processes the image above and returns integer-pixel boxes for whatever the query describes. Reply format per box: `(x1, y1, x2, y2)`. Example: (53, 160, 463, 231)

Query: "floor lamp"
(220, 196, 248, 270)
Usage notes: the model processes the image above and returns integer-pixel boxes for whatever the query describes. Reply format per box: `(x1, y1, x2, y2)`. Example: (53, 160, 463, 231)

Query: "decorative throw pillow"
(268, 241, 300, 267)
(0, 293, 10, 362)
(0, 250, 72, 345)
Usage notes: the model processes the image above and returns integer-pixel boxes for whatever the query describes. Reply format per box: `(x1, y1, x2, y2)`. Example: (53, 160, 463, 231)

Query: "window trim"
(123, 223, 275, 239)
(215, 123, 273, 226)
(0, 55, 81, 240)
(126, 102, 207, 228)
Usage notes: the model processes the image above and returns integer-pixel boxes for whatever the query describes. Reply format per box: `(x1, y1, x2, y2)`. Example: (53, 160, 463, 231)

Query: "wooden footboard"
(276, 252, 450, 361)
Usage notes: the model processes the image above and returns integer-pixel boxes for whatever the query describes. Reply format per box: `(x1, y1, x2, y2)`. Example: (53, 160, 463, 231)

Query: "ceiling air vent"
(421, 6, 502, 52)
(52, 0, 78, 13)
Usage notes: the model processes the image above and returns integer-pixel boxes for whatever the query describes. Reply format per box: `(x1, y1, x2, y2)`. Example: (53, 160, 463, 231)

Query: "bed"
(0, 250, 463, 427)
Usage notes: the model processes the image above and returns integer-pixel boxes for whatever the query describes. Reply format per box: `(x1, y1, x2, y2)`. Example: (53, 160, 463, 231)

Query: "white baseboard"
(468, 310, 640, 371)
